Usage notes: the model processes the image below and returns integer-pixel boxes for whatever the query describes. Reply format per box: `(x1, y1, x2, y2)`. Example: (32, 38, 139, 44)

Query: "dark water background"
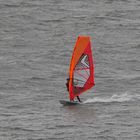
(0, 0, 140, 139)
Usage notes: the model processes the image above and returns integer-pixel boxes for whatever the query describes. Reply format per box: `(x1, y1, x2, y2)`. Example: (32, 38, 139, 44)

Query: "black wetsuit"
(77, 96, 81, 102)
(66, 78, 70, 91)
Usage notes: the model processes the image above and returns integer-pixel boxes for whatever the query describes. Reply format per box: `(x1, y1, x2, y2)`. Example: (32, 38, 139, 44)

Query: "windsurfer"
(66, 78, 70, 91)
(66, 78, 82, 102)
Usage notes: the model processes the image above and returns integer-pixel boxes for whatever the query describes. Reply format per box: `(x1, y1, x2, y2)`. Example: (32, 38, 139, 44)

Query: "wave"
(84, 92, 140, 103)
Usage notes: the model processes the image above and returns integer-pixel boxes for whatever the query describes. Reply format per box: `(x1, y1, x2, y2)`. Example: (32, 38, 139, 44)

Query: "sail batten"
(68, 36, 94, 100)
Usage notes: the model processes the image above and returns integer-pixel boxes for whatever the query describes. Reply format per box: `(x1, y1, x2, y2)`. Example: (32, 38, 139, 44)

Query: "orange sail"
(68, 36, 95, 100)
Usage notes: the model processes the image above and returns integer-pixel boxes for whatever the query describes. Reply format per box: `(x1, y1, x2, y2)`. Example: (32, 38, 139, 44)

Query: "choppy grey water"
(0, 0, 140, 139)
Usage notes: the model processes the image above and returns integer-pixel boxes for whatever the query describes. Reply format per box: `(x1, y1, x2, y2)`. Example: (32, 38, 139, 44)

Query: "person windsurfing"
(66, 78, 69, 92)
(66, 78, 82, 102)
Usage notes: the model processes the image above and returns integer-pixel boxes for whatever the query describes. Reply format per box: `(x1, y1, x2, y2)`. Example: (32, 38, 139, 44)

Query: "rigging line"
(75, 70, 88, 80)
(76, 67, 89, 70)
(84, 68, 90, 77)
(74, 78, 94, 87)
(74, 78, 86, 83)
(76, 67, 90, 78)
(80, 62, 90, 77)
(76, 69, 90, 79)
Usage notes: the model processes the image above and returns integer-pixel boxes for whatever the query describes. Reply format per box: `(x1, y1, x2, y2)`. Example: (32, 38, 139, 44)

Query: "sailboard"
(59, 100, 80, 106)
(60, 36, 95, 105)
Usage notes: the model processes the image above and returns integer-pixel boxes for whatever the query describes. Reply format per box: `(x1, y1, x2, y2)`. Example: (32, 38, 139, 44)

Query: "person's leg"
(77, 96, 81, 102)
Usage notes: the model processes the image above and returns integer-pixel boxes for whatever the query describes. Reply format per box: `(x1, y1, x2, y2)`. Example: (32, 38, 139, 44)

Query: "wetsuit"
(77, 96, 82, 102)
(66, 78, 70, 91)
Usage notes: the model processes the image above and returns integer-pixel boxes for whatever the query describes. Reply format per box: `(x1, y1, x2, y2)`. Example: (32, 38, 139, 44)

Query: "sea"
(0, 0, 140, 139)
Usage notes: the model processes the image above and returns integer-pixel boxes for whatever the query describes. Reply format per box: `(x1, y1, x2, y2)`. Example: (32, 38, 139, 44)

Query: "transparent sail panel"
(73, 54, 90, 87)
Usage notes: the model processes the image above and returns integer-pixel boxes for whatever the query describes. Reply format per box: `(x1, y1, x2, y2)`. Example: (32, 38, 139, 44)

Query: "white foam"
(84, 92, 140, 103)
